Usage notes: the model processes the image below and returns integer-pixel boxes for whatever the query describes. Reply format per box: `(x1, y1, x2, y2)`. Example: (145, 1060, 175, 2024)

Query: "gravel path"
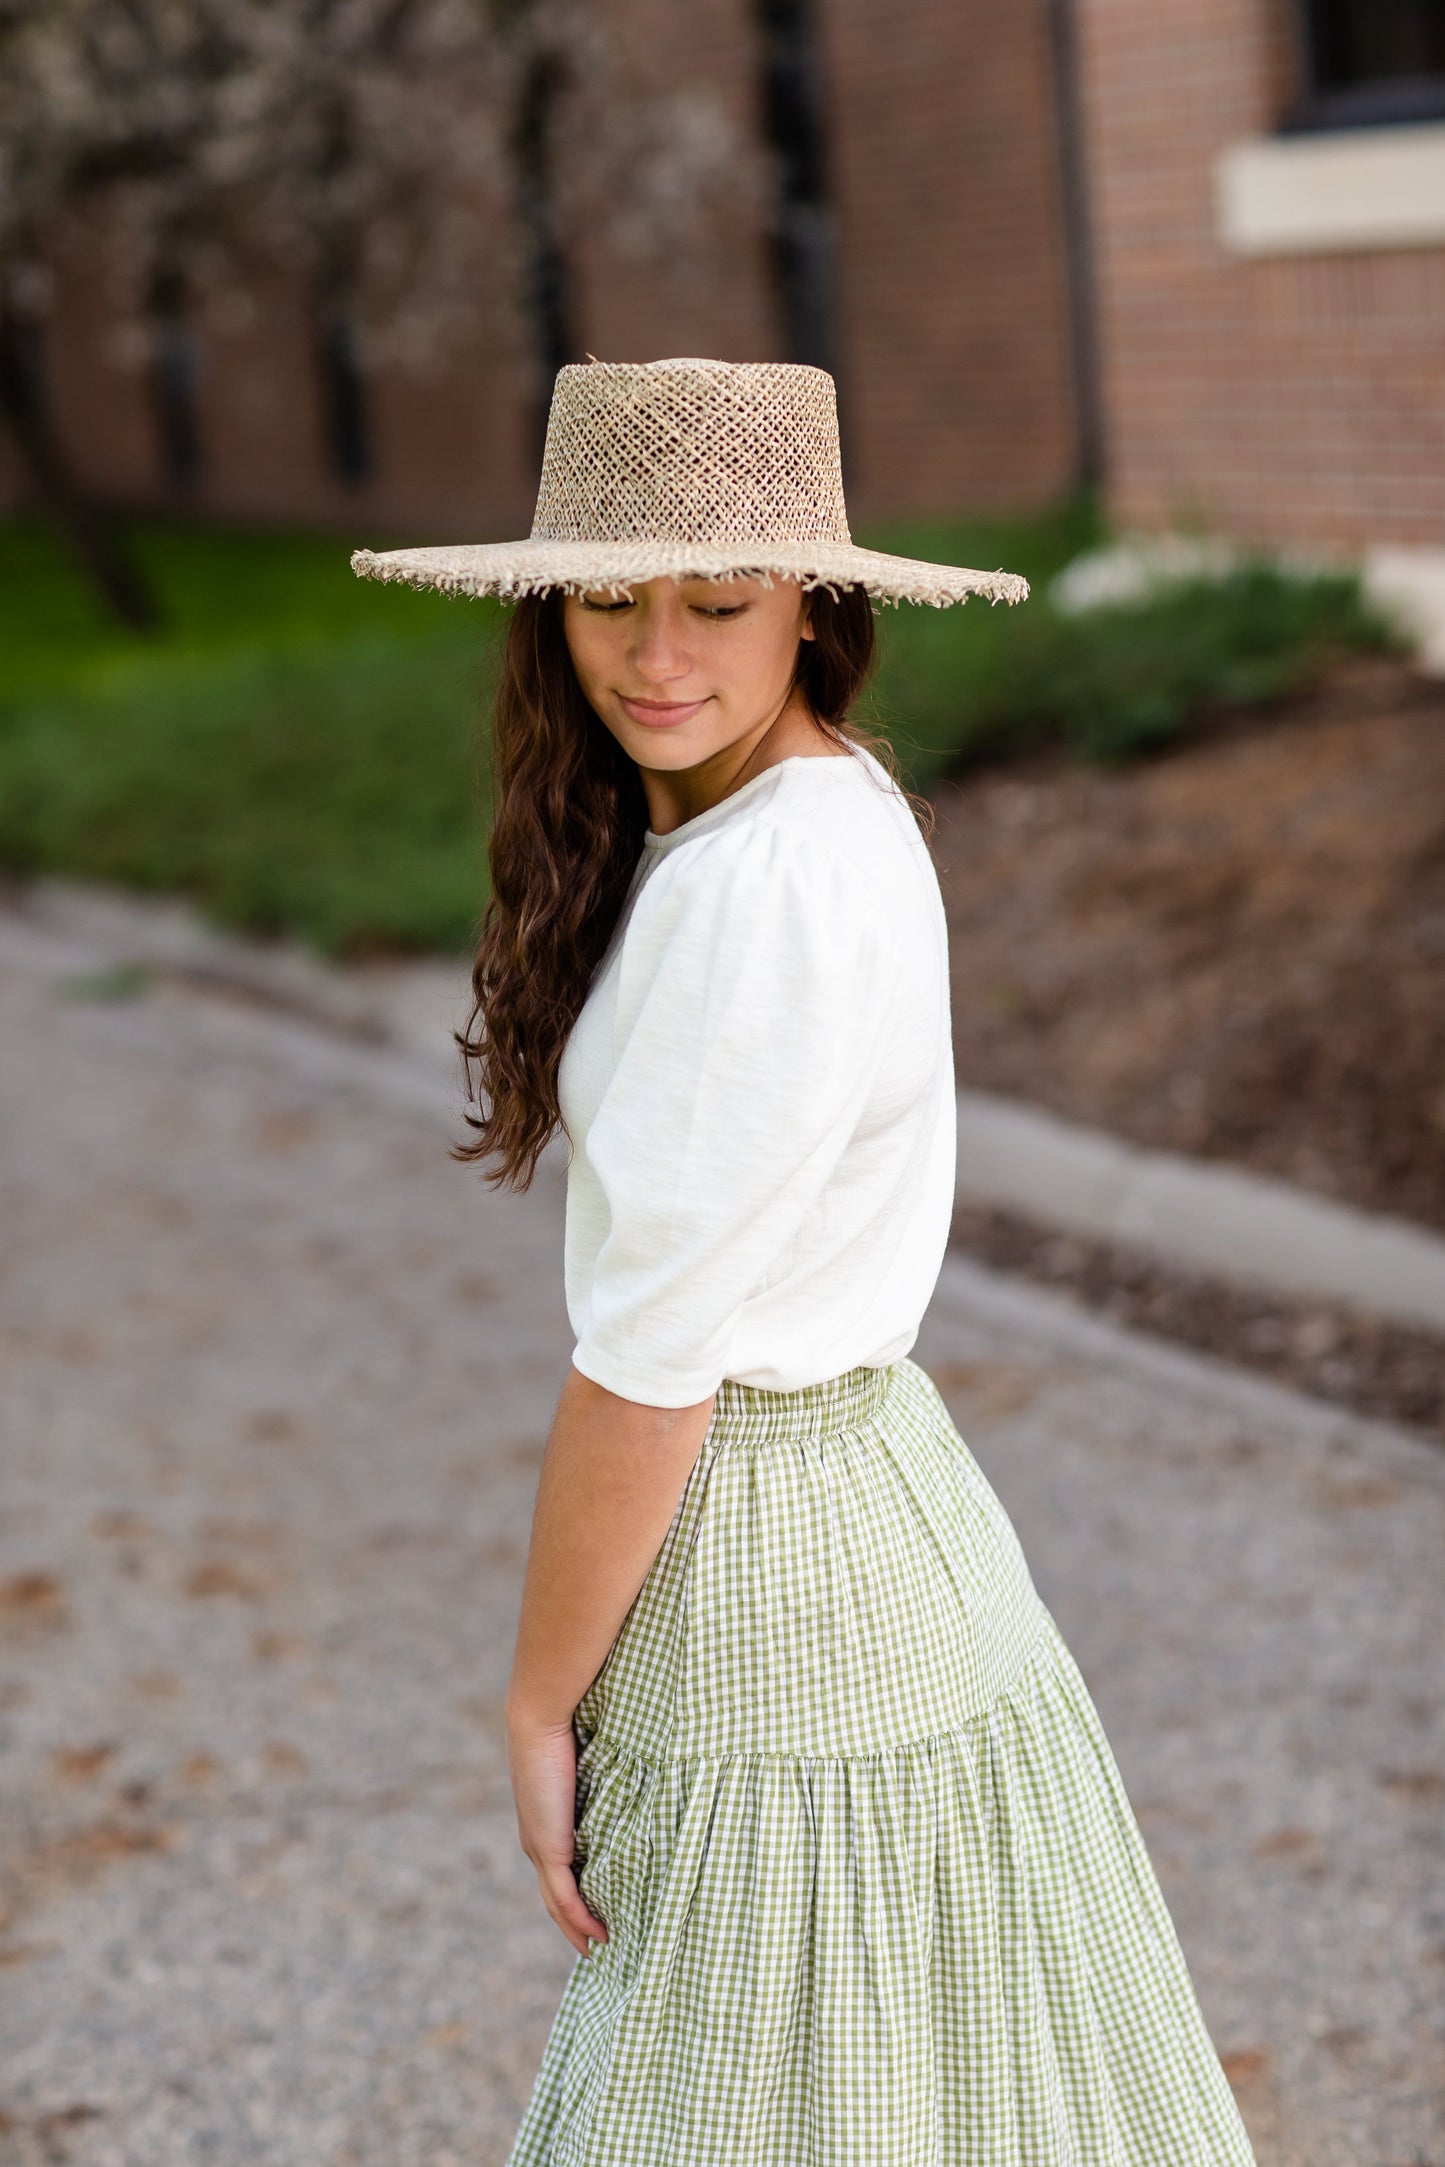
(1, 914, 1440, 2167)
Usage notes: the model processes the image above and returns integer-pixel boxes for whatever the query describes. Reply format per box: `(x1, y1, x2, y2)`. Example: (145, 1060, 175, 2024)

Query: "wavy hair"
(453, 581, 930, 1190)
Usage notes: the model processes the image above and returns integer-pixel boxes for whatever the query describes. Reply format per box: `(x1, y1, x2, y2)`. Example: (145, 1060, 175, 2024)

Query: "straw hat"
(350, 356, 1030, 611)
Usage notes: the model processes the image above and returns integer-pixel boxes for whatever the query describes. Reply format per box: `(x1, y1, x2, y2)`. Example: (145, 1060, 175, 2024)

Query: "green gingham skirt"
(504, 1357, 1258, 2166)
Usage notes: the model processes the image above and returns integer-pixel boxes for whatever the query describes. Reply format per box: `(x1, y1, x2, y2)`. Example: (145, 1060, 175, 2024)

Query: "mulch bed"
(927, 653, 1445, 1440)
(928, 652, 1445, 1233)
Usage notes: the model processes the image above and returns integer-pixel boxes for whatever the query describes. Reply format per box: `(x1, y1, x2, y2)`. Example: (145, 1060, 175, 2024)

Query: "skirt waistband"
(710, 1361, 898, 1446)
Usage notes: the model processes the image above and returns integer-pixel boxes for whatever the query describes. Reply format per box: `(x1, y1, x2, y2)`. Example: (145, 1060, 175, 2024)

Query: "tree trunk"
(147, 257, 203, 490)
(500, 0, 576, 464)
(313, 258, 373, 487)
(0, 286, 163, 633)
(754, 0, 839, 382)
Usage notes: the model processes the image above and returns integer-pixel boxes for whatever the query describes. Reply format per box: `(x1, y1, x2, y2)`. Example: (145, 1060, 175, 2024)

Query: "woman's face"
(561, 574, 815, 775)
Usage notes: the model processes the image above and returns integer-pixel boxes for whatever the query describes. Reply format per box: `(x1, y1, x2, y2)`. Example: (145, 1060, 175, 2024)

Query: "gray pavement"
(1, 913, 1441, 2167)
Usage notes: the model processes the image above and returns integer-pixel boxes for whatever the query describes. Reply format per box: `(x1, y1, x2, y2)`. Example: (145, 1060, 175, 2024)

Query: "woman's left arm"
(504, 1366, 716, 1956)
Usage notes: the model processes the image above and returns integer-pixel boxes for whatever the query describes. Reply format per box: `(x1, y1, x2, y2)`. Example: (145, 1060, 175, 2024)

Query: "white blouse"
(556, 741, 957, 1406)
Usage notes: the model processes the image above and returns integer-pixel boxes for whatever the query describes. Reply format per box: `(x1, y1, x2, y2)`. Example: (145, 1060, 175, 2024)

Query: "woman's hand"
(502, 1369, 714, 1955)
(505, 1704, 610, 1957)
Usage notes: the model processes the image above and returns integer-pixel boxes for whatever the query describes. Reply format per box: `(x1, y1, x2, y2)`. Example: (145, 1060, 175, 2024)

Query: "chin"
(650, 735, 714, 764)
(617, 725, 717, 771)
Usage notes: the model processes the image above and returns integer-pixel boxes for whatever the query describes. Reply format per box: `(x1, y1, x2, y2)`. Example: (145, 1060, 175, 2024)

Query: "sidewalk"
(1, 911, 1440, 2167)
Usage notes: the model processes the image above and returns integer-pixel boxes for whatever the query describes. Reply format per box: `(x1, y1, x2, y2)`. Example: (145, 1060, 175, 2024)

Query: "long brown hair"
(453, 581, 930, 1190)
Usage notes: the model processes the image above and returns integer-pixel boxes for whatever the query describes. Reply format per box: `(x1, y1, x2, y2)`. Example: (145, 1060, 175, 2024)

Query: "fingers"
(539, 1860, 611, 1957)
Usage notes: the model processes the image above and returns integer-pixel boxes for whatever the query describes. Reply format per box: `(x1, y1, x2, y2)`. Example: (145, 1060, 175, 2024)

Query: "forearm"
(504, 1365, 717, 1732)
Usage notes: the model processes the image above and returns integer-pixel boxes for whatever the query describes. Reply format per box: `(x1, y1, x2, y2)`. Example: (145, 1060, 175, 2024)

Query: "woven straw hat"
(350, 357, 1030, 611)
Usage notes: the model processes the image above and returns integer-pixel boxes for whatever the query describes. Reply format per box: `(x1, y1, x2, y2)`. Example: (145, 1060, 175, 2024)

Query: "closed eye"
(576, 595, 749, 619)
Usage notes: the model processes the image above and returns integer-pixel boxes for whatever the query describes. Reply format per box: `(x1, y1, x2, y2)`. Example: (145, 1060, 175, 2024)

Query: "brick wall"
(1078, 0, 1445, 549)
(0, 0, 1077, 538)
(822, 0, 1078, 521)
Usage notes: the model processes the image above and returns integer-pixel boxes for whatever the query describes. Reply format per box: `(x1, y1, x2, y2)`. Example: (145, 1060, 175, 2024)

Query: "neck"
(639, 687, 846, 837)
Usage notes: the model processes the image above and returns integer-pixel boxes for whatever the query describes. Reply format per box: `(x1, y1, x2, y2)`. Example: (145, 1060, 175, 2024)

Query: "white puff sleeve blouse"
(556, 745, 958, 1407)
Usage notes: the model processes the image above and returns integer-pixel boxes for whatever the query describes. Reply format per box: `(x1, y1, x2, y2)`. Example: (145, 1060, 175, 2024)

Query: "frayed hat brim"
(349, 536, 1030, 610)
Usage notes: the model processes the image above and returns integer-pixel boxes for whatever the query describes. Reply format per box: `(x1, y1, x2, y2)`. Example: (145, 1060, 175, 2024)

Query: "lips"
(617, 693, 710, 727)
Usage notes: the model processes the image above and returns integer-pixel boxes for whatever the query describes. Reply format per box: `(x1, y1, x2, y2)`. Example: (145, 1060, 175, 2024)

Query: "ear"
(799, 593, 817, 642)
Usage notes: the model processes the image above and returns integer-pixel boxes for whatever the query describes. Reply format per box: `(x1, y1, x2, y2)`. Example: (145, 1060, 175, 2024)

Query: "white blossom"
(0, 0, 766, 375)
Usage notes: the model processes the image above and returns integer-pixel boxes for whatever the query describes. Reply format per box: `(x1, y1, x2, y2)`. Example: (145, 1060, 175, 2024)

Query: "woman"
(352, 357, 1258, 2166)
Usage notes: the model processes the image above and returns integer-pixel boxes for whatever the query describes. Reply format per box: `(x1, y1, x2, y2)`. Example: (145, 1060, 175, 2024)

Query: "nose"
(626, 595, 694, 687)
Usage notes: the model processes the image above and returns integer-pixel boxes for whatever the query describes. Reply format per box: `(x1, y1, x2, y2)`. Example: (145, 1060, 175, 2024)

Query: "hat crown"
(529, 358, 852, 552)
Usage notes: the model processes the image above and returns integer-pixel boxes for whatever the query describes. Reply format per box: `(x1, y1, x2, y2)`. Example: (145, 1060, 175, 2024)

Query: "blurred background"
(3, 0, 1444, 1413)
(2, 6, 1445, 2165)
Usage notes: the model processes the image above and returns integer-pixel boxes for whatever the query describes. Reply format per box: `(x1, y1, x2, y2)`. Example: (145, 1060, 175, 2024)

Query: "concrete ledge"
(1214, 120, 1445, 255)
(1050, 531, 1445, 678)
(1362, 544, 1445, 676)
(957, 1087, 1445, 1336)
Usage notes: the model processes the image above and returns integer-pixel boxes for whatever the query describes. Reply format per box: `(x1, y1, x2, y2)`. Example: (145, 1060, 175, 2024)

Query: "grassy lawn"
(0, 516, 483, 702)
(0, 515, 500, 955)
(0, 498, 1404, 957)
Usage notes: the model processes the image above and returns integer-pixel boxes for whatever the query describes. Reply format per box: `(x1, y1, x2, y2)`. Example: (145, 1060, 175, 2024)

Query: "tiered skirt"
(504, 1357, 1258, 2166)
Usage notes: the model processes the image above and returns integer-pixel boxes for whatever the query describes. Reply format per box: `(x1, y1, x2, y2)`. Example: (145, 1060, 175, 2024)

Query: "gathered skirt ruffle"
(504, 1359, 1257, 2167)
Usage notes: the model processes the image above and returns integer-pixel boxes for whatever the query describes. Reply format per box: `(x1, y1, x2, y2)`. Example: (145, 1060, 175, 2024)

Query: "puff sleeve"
(568, 819, 896, 1406)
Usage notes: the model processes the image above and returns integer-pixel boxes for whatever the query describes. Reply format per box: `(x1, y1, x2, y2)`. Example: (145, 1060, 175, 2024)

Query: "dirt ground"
(928, 653, 1445, 1237)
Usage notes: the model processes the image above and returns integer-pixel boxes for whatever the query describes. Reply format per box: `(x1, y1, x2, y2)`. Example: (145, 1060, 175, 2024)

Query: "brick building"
(1081, 0, 1445, 550)
(2, 0, 1442, 555)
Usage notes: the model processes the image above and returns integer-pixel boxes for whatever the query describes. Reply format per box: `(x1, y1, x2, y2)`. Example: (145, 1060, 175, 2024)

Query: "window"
(1283, 0, 1445, 132)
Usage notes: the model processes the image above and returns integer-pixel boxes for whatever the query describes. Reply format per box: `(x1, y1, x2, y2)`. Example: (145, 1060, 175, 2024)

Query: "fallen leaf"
(183, 1561, 266, 1601)
(0, 1573, 69, 1642)
(51, 1745, 117, 1785)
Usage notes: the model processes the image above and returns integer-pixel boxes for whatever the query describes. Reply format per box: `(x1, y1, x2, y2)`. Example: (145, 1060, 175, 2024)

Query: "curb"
(12, 876, 1445, 1338)
(928, 1253, 1439, 1468)
(955, 1088, 1445, 1336)
(0, 907, 466, 1130)
(10, 877, 392, 1041)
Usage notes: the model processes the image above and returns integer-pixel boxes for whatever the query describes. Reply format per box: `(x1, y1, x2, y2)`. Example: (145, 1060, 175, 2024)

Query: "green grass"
(861, 498, 1404, 781)
(0, 497, 1407, 956)
(1, 632, 497, 954)
(0, 512, 502, 954)
(861, 495, 1102, 780)
(0, 513, 473, 700)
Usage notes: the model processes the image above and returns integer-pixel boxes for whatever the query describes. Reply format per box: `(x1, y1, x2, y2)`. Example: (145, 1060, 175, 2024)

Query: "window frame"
(1280, 0, 1445, 134)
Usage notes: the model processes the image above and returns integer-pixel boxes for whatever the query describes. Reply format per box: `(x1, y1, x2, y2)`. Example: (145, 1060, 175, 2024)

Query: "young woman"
(352, 357, 1258, 2167)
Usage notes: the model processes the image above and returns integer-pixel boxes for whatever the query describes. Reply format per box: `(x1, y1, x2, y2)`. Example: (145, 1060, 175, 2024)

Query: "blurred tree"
(494, 0, 576, 465)
(754, 0, 836, 380)
(0, 0, 759, 621)
(0, 0, 178, 625)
